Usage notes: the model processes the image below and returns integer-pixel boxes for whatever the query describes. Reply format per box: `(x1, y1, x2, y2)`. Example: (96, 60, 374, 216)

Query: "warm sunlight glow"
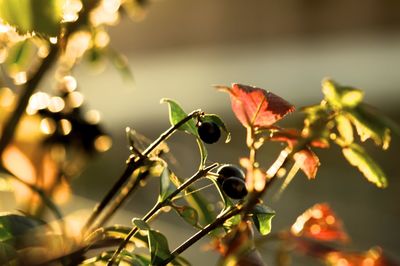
(94, 135, 112, 152)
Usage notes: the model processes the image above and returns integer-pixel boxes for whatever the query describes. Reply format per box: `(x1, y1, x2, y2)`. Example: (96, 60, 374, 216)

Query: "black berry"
(197, 122, 221, 144)
(216, 164, 245, 184)
(222, 177, 248, 199)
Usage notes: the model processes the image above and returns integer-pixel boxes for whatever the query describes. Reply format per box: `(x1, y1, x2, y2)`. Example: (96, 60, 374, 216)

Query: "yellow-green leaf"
(0, 0, 64, 36)
(335, 115, 354, 145)
(342, 144, 388, 188)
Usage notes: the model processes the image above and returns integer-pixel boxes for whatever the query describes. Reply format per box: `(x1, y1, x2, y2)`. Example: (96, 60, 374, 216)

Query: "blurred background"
(2, 0, 400, 265)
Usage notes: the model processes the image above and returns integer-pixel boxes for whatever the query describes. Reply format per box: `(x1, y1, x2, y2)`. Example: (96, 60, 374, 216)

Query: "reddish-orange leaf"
(220, 83, 295, 129)
(270, 129, 321, 179)
(294, 148, 320, 179)
(291, 203, 349, 243)
(325, 247, 396, 266)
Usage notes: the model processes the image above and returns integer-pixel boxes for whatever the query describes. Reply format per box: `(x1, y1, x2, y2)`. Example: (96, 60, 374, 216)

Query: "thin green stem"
(161, 206, 242, 265)
(82, 109, 203, 234)
(107, 163, 218, 265)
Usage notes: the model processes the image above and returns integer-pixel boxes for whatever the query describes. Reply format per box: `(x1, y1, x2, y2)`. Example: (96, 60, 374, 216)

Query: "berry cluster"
(216, 164, 248, 200)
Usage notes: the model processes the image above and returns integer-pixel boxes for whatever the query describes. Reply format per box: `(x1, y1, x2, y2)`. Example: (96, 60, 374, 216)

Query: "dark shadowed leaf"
(148, 230, 171, 265)
(132, 218, 150, 231)
(219, 83, 295, 129)
(342, 143, 388, 188)
(0, 0, 64, 36)
(201, 114, 231, 143)
(251, 204, 275, 236)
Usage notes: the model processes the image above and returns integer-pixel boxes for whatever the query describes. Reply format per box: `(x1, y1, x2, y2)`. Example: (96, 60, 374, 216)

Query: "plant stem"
(107, 163, 218, 265)
(161, 206, 242, 265)
(0, 46, 57, 157)
(82, 110, 203, 233)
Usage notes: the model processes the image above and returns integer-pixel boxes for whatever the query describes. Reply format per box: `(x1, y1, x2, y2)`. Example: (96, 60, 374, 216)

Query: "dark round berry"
(197, 122, 221, 144)
(222, 177, 248, 199)
(216, 164, 245, 185)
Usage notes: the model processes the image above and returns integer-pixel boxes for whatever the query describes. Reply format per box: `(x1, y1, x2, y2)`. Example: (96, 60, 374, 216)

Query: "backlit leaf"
(346, 104, 392, 150)
(158, 167, 176, 202)
(172, 205, 199, 227)
(342, 143, 388, 188)
(219, 83, 295, 129)
(0, 0, 64, 36)
(251, 204, 275, 235)
(291, 203, 348, 242)
(293, 148, 320, 179)
(161, 98, 208, 166)
(161, 98, 198, 135)
(335, 115, 354, 145)
(322, 79, 364, 109)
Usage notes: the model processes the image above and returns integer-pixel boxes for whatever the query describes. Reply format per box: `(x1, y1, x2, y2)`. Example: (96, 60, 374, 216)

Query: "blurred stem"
(161, 205, 242, 265)
(0, 46, 58, 157)
(83, 109, 203, 234)
(107, 163, 218, 265)
(0, 0, 99, 160)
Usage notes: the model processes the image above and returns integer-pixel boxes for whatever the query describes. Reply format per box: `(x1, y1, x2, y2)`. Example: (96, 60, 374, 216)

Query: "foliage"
(0, 1, 398, 266)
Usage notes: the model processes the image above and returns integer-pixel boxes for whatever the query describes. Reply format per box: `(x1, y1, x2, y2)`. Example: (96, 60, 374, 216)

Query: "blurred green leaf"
(148, 230, 171, 265)
(342, 143, 388, 188)
(159, 167, 177, 202)
(80, 250, 146, 265)
(201, 114, 231, 143)
(346, 104, 391, 150)
(0, 0, 64, 36)
(172, 205, 199, 228)
(251, 204, 275, 235)
(322, 79, 364, 109)
(0, 242, 17, 265)
(107, 48, 134, 82)
(4, 39, 36, 75)
(335, 115, 354, 145)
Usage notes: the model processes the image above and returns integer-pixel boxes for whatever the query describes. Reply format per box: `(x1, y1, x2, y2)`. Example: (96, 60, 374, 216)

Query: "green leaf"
(4, 39, 36, 75)
(342, 143, 388, 188)
(148, 230, 171, 265)
(170, 172, 215, 226)
(201, 114, 231, 143)
(322, 79, 364, 109)
(80, 250, 147, 266)
(0, 0, 64, 36)
(161, 98, 208, 167)
(346, 104, 391, 150)
(132, 218, 150, 231)
(0, 242, 17, 265)
(107, 48, 134, 82)
(161, 98, 198, 135)
(172, 205, 199, 227)
(251, 204, 275, 235)
(335, 115, 354, 145)
(159, 167, 176, 202)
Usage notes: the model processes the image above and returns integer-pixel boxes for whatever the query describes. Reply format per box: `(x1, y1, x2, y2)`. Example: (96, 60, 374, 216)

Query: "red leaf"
(220, 84, 295, 129)
(325, 247, 396, 266)
(269, 129, 321, 179)
(291, 203, 349, 243)
(294, 148, 320, 179)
